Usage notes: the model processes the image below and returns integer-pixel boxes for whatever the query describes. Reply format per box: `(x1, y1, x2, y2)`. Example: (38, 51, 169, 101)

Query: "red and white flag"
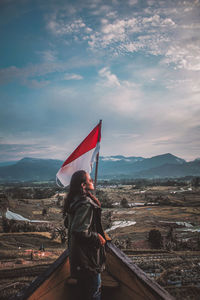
(56, 122, 101, 187)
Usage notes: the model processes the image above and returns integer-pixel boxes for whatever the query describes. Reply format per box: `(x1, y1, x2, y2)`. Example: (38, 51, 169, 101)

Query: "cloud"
(142, 14, 175, 27)
(1, 65, 199, 161)
(162, 43, 200, 71)
(128, 0, 138, 6)
(23, 79, 50, 88)
(86, 12, 176, 55)
(42, 1, 200, 72)
(150, 125, 200, 161)
(95, 67, 144, 116)
(47, 14, 92, 40)
(38, 50, 58, 62)
(0, 63, 65, 86)
(0, 61, 86, 87)
(92, 58, 200, 159)
(89, 4, 114, 16)
(0, 66, 19, 85)
(88, 18, 139, 50)
(1, 0, 200, 162)
(98, 67, 120, 87)
(64, 73, 83, 80)
(103, 88, 140, 115)
(50, 18, 86, 35)
(0, 143, 50, 161)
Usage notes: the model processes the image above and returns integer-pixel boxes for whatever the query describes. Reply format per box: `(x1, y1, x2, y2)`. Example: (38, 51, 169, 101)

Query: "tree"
(57, 226, 67, 244)
(56, 195, 63, 207)
(167, 226, 175, 242)
(42, 208, 47, 216)
(2, 217, 10, 232)
(148, 229, 163, 249)
(191, 177, 200, 188)
(120, 198, 129, 208)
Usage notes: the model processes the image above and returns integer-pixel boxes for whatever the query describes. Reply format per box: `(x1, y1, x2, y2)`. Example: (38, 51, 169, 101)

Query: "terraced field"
(124, 249, 200, 299)
(0, 184, 200, 299)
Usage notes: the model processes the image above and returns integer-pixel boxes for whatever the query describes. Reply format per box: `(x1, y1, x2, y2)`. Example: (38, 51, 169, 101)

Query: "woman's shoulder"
(85, 196, 100, 209)
(74, 195, 91, 208)
(75, 196, 97, 209)
(72, 194, 100, 211)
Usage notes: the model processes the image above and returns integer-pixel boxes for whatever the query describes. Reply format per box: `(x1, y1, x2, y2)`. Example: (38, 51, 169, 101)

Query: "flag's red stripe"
(62, 123, 101, 167)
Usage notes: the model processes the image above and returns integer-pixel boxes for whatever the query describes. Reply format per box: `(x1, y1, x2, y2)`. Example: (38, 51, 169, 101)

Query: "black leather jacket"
(66, 194, 106, 277)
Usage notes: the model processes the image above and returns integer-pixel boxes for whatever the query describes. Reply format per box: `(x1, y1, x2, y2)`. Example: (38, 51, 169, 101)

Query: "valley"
(0, 181, 200, 299)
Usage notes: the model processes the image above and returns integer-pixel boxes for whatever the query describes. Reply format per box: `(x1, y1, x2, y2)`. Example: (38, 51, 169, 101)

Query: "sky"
(0, 0, 200, 162)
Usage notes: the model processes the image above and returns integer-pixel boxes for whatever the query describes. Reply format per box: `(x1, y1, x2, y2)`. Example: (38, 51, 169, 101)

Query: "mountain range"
(0, 153, 200, 182)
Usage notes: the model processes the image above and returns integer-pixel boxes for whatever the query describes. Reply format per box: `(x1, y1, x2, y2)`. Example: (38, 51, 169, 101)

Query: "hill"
(0, 157, 62, 182)
(0, 154, 199, 182)
(96, 153, 186, 177)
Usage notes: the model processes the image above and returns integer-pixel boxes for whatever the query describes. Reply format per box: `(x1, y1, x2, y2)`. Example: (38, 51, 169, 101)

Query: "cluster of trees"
(148, 228, 200, 251)
(148, 229, 163, 249)
(96, 189, 113, 208)
(113, 237, 132, 249)
(98, 177, 199, 188)
(2, 217, 53, 233)
(191, 177, 200, 187)
(2, 217, 68, 245)
(96, 190, 130, 208)
(5, 187, 57, 199)
(51, 226, 67, 244)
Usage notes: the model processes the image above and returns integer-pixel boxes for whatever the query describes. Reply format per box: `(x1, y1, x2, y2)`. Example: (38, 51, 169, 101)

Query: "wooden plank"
(106, 250, 153, 300)
(101, 270, 119, 288)
(28, 258, 70, 300)
(106, 242, 175, 300)
(65, 270, 119, 288)
(14, 250, 69, 300)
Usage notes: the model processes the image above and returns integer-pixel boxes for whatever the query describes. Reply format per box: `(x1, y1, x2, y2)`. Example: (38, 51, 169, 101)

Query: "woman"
(63, 170, 106, 300)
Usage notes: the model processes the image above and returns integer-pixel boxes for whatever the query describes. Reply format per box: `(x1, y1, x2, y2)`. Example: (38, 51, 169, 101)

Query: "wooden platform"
(66, 270, 119, 288)
(14, 242, 174, 300)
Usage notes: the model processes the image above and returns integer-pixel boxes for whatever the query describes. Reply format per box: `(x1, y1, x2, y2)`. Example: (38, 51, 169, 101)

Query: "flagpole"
(94, 120, 102, 191)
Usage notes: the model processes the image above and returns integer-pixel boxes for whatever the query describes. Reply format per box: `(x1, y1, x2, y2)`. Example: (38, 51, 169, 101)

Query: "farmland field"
(0, 182, 200, 299)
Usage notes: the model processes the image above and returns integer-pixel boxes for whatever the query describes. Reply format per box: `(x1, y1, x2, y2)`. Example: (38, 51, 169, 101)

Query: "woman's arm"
(98, 233, 106, 246)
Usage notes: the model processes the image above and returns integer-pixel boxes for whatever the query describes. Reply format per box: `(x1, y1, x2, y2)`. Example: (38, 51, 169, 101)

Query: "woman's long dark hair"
(63, 170, 87, 216)
(63, 170, 101, 216)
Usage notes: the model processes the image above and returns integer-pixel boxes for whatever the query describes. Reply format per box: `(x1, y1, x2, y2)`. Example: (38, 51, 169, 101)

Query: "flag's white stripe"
(56, 144, 100, 187)
(91, 142, 100, 164)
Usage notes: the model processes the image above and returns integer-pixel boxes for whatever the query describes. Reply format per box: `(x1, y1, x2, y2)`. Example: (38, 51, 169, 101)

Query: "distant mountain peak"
(0, 154, 199, 182)
(19, 157, 61, 163)
(194, 158, 200, 162)
(20, 157, 38, 162)
(150, 153, 185, 164)
(100, 155, 144, 162)
(152, 153, 176, 158)
(18, 157, 43, 165)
